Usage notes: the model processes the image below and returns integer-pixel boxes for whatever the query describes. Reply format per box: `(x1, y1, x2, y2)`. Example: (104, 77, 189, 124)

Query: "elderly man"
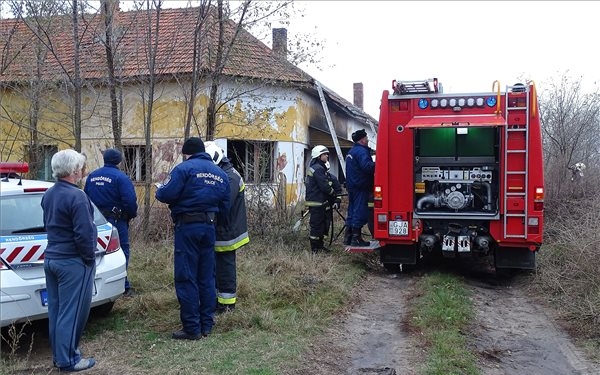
(156, 137, 230, 340)
(42, 149, 97, 371)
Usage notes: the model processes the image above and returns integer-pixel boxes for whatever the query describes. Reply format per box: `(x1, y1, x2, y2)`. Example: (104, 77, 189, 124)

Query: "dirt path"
(292, 265, 600, 375)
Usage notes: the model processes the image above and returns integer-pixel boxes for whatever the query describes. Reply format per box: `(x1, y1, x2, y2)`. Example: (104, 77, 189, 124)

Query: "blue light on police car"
(418, 98, 429, 109)
(486, 96, 497, 107)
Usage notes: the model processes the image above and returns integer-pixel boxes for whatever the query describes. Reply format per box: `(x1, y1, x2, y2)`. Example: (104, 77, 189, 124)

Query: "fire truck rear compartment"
(412, 126, 500, 257)
(414, 126, 500, 214)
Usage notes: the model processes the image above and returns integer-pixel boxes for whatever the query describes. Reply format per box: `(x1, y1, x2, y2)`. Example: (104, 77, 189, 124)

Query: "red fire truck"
(371, 78, 544, 271)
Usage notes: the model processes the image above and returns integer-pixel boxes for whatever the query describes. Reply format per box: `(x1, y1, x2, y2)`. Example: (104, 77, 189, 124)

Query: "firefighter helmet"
(311, 145, 329, 159)
(204, 141, 225, 165)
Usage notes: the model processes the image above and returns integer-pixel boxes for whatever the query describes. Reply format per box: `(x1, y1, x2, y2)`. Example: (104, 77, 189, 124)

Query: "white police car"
(0, 162, 127, 327)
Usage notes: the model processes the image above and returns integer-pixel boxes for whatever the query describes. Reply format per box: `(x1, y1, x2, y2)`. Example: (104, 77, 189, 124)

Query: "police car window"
(91, 203, 108, 225)
(0, 195, 45, 235)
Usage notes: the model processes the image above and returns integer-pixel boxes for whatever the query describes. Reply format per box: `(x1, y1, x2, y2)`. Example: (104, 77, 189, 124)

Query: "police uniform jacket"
(84, 164, 138, 220)
(305, 158, 340, 207)
(155, 152, 230, 221)
(345, 143, 375, 192)
(215, 158, 249, 252)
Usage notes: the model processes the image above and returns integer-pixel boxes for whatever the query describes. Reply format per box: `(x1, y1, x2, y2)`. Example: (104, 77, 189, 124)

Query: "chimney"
(353, 83, 364, 109)
(272, 28, 288, 60)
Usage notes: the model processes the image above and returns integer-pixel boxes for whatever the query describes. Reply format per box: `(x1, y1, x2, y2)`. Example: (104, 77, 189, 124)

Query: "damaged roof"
(0, 6, 376, 126)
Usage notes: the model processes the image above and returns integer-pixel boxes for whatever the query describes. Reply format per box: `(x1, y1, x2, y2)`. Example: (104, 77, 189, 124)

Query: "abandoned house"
(0, 4, 377, 208)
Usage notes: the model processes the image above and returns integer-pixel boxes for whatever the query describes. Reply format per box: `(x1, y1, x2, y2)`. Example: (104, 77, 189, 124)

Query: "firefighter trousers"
(216, 250, 237, 306)
(308, 205, 330, 241)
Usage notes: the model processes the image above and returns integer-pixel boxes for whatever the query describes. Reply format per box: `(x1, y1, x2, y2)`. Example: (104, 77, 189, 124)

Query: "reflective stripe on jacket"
(305, 158, 340, 207)
(215, 160, 249, 252)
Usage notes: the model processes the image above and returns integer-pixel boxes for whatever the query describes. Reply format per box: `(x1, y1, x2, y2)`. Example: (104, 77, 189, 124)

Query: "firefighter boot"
(318, 237, 331, 253)
(310, 239, 321, 254)
(216, 302, 235, 314)
(343, 226, 352, 246)
(350, 227, 370, 247)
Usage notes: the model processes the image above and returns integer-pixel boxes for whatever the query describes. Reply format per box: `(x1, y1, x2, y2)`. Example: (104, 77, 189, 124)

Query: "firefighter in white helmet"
(305, 145, 342, 253)
(204, 141, 249, 314)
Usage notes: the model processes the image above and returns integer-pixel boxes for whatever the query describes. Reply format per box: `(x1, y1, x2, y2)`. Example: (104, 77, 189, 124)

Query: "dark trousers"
(109, 218, 131, 290)
(216, 250, 237, 305)
(347, 190, 369, 228)
(309, 205, 330, 240)
(173, 222, 216, 336)
(44, 257, 95, 368)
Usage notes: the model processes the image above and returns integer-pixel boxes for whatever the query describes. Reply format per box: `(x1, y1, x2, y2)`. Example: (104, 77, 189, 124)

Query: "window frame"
(228, 140, 274, 184)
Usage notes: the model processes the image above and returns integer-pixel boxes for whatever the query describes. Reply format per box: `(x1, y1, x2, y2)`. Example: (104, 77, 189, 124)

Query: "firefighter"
(156, 137, 230, 340)
(84, 148, 138, 296)
(345, 129, 375, 246)
(305, 145, 342, 253)
(204, 141, 249, 314)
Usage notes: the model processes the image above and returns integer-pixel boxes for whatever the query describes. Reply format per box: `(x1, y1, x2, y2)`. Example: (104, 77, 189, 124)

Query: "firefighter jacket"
(215, 158, 249, 252)
(345, 143, 375, 193)
(305, 158, 342, 207)
(155, 152, 230, 222)
(84, 164, 138, 220)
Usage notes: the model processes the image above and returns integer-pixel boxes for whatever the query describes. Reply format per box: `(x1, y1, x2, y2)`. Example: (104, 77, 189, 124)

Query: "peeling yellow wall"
(0, 89, 75, 161)
(0, 79, 353, 207)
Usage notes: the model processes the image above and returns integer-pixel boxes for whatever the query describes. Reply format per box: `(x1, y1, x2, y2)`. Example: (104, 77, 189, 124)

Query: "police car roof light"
(0, 162, 29, 174)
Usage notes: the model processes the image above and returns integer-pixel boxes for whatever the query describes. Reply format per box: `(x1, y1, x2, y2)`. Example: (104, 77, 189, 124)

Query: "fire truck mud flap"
(494, 246, 536, 270)
(379, 244, 418, 265)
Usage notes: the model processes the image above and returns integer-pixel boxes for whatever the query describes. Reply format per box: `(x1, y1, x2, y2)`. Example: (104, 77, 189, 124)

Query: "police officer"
(204, 142, 249, 314)
(305, 145, 342, 253)
(156, 137, 230, 340)
(345, 129, 375, 247)
(84, 148, 138, 296)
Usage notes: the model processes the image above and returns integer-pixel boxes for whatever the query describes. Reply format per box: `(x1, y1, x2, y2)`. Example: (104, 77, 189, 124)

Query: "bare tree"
(183, 0, 211, 140)
(100, 0, 123, 149)
(2, 0, 70, 176)
(540, 73, 600, 202)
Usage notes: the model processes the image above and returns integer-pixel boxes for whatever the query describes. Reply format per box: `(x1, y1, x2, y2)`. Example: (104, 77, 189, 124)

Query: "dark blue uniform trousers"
(347, 190, 370, 228)
(109, 218, 131, 290)
(174, 222, 216, 336)
(44, 257, 95, 369)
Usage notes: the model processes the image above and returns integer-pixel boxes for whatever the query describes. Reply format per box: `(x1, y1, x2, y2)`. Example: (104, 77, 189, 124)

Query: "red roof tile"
(0, 7, 312, 83)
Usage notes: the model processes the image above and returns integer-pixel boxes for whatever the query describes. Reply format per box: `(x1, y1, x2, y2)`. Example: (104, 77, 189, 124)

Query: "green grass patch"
(410, 272, 479, 375)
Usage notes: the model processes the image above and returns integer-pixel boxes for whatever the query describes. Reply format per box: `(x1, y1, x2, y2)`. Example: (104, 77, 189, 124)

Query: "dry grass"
(0, 205, 367, 374)
(534, 197, 600, 347)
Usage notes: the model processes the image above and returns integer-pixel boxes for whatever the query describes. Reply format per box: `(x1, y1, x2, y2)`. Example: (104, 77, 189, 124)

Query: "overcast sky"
(287, 1, 600, 118)
(3, 1, 596, 120)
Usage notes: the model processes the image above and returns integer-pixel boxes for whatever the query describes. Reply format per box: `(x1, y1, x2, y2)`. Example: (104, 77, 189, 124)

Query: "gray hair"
(51, 149, 86, 179)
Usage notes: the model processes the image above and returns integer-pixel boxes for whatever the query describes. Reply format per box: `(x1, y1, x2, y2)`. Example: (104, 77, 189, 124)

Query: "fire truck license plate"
(388, 221, 409, 236)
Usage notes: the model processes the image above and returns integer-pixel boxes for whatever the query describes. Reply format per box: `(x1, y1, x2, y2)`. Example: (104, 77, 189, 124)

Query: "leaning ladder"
(503, 84, 530, 239)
